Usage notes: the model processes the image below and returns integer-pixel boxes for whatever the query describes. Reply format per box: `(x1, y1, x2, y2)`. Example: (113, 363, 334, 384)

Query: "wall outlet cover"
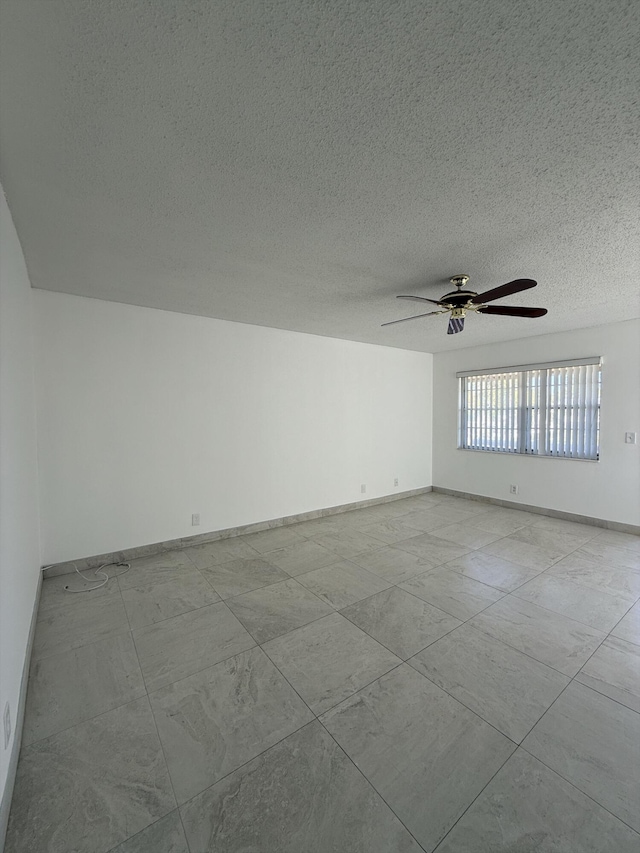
(191, 513, 201, 526)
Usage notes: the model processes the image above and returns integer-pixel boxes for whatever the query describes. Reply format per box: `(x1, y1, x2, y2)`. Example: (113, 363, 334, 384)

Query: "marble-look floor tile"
(472, 508, 537, 536)
(428, 523, 502, 549)
(321, 664, 514, 853)
(400, 567, 503, 620)
(481, 536, 565, 571)
(341, 587, 461, 659)
(547, 552, 640, 601)
(612, 600, 640, 645)
(23, 633, 145, 746)
(109, 811, 189, 853)
(510, 525, 587, 558)
(39, 571, 122, 612)
(592, 529, 640, 554)
(529, 515, 601, 543)
(33, 590, 130, 660)
(122, 569, 220, 628)
(445, 550, 540, 592)
(226, 578, 333, 643)
(5, 697, 175, 853)
(397, 508, 457, 533)
(262, 613, 401, 714)
(576, 636, 640, 713)
(350, 545, 437, 583)
(198, 557, 289, 599)
(357, 518, 426, 544)
(522, 682, 640, 832)
(577, 539, 640, 571)
(242, 525, 305, 553)
(436, 749, 640, 853)
(118, 550, 196, 591)
(309, 528, 386, 559)
(394, 532, 471, 567)
(409, 624, 569, 742)
(260, 538, 338, 576)
(133, 602, 255, 691)
(179, 722, 423, 853)
(295, 560, 391, 609)
(149, 647, 313, 803)
(470, 596, 605, 677)
(512, 573, 632, 632)
(183, 537, 259, 569)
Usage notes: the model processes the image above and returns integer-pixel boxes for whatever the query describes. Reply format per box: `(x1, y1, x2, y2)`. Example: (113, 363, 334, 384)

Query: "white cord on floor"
(42, 561, 131, 592)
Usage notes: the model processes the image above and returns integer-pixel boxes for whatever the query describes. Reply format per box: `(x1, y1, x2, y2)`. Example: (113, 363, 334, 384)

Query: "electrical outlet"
(3, 702, 11, 750)
(394, 477, 399, 487)
(360, 484, 366, 494)
(509, 484, 519, 495)
(191, 513, 200, 526)
(625, 432, 637, 444)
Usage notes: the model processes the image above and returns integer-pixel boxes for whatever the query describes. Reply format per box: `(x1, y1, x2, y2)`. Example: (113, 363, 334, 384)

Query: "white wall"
(0, 191, 41, 822)
(34, 291, 432, 564)
(432, 320, 640, 526)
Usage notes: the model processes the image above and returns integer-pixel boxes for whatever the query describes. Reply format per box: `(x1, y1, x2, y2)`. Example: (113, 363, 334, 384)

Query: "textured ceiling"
(1, 0, 639, 353)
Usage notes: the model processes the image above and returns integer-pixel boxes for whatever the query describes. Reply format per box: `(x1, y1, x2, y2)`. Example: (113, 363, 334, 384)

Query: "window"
(458, 357, 601, 460)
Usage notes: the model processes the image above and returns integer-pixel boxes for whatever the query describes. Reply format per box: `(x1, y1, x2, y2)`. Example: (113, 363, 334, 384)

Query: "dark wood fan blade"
(469, 278, 537, 305)
(477, 305, 547, 317)
(397, 295, 443, 306)
(381, 310, 445, 327)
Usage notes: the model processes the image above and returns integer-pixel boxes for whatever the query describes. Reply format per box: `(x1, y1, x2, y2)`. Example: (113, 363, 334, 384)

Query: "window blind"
(459, 359, 601, 460)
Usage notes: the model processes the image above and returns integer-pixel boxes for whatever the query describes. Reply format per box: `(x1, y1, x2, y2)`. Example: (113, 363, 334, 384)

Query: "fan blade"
(396, 295, 443, 306)
(469, 278, 537, 305)
(381, 310, 445, 327)
(477, 305, 547, 317)
(447, 316, 465, 334)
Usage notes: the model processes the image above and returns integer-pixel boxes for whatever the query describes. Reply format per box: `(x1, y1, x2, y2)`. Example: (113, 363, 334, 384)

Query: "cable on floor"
(42, 561, 131, 592)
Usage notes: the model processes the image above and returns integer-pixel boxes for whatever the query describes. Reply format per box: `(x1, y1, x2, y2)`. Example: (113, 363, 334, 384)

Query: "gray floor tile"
(612, 600, 640, 645)
(529, 515, 601, 543)
(481, 536, 564, 570)
(183, 537, 259, 569)
(576, 636, 640, 713)
(394, 532, 471, 566)
(577, 539, 640, 571)
(350, 545, 438, 583)
(470, 596, 605, 676)
(522, 682, 640, 832)
(122, 569, 220, 629)
(295, 560, 392, 609)
(357, 518, 426, 544)
(179, 721, 423, 853)
(198, 557, 289, 599)
(592, 529, 640, 554)
(547, 552, 640, 601)
(445, 550, 540, 592)
(39, 571, 122, 612)
(341, 586, 461, 659)
(400, 567, 503, 620)
(472, 508, 537, 536)
(258, 538, 338, 576)
(242, 525, 305, 553)
(436, 749, 640, 852)
(32, 590, 130, 660)
(321, 664, 514, 852)
(428, 523, 502, 549)
(23, 633, 145, 746)
(133, 602, 255, 691)
(262, 612, 401, 714)
(510, 525, 587, 558)
(309, 528, 386, 559)
(109, 811, 189, 853)
(118, 551, 196, 590)
(149, 647, 313, 803)
(512, 572, 632, 632)
(409, 624, 569, 742)
(5, 697, 175, 853)
(398, 508, 458, 533)
(226, 578, 333, 643)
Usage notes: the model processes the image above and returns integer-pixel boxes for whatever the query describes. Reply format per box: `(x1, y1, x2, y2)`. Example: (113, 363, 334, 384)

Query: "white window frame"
(457, 357, 601, 461)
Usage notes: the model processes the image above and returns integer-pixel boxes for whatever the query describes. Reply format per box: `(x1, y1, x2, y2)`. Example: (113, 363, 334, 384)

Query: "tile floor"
(6, 493, 640, 852)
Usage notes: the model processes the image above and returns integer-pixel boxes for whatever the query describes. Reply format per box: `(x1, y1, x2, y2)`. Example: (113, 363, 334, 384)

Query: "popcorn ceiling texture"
(0, 0, 638, 352)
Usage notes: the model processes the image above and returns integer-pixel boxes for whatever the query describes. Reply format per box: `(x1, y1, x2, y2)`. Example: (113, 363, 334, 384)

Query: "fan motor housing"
(440, 289, 477, 306)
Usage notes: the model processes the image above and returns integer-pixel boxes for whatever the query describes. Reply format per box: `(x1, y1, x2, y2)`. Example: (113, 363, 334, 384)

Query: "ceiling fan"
(382, 275, 547, 335)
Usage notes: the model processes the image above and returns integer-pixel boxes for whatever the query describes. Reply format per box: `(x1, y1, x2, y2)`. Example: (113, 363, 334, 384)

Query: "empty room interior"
(1, 2, 639, 852)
